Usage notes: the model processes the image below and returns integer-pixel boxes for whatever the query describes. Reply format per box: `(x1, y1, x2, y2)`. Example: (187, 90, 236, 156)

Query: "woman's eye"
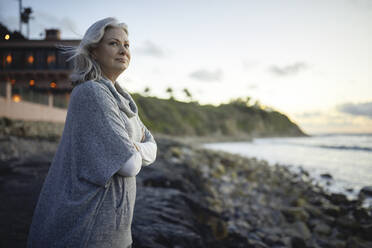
(124, 44, 130, 48)
(110, 42, 118, 46)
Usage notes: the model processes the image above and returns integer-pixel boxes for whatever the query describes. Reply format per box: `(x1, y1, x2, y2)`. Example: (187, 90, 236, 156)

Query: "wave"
(318, 145, 372, 152)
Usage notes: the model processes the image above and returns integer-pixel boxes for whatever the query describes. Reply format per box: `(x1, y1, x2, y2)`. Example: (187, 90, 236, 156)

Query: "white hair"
(60, 17, 128, 86)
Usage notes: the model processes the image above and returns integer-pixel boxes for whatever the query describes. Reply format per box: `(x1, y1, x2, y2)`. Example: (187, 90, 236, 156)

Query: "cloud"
(242, 59, 259, 69)
(34, 11, 81, 36)
(189, 69, 223, 82)
(59, 18, 81, 37)
(294, 111, 323, 118)
(269, 62, 308, 76)
(337, 101, 372, 119)
(247, 84, 258, 90)
(136, 40, 166, 58)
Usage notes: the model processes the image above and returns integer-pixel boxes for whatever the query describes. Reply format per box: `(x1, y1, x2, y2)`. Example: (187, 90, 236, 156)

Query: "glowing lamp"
(6, 54, 12, 64)
(12, 94, 21, 102)
(47, 55, 56, 64)
(27, 55, 34, 64)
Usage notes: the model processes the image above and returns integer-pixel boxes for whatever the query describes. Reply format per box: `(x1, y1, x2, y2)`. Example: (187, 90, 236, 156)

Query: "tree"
(183, 88, 192, 101)
(166, 87, 174, 100)
(144, 86, 151, 96)
(229, 96, 252, 107)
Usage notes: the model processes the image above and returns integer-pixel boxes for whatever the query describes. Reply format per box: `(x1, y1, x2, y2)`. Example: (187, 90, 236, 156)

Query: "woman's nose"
(119, 45, 125, 54)
(119, 44, 128, 55)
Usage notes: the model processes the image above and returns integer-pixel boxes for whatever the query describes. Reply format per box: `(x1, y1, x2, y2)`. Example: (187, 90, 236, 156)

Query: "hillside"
(133, 94, 306, 139)
(0, 94, 306, 140)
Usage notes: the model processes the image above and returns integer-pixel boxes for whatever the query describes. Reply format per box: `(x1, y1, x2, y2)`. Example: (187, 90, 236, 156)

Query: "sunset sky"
(1, 0, 371, 134)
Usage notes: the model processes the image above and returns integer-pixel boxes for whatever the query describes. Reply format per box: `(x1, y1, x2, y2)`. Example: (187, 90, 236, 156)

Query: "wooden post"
(6, 81, 11, 103)
(48, 92, 53, 107)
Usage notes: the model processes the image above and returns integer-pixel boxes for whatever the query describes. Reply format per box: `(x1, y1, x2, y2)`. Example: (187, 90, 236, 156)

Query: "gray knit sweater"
(27, 77, 157, 248)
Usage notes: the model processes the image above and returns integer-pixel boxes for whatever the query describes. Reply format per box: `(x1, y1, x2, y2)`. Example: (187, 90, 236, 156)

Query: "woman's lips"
(116, 58, 127, 63)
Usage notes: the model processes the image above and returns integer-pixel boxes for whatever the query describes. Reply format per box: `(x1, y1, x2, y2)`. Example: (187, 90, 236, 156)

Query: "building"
(0, 23, 80, 122)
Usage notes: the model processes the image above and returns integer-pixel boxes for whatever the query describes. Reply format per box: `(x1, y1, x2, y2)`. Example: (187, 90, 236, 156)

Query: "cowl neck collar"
(97, 76, 138, 118)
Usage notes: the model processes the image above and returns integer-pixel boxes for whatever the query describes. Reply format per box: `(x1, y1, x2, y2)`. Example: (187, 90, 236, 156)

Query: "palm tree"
(166, 87, 174, 100)
(144, 86, 151, 96)
(183, 88, 192, 102)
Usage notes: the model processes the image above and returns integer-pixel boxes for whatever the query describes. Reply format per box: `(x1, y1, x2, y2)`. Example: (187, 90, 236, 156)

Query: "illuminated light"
(12, 94, 21, 102)
(47, 55, 56, 64)
(6, 54, 12, 64)
(5, 34, 10, 40)
(50, 82, 57, 88)
(27, 55, 34, 64)
(29, 80, 35, 86)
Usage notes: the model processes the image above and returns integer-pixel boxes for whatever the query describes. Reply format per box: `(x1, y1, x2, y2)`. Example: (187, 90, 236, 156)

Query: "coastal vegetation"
(0, 93, 306, 140)
(133, 93, 306, 138)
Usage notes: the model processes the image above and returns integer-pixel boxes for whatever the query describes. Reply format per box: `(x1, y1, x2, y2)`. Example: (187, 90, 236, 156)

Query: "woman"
(27, 17, 157, 248)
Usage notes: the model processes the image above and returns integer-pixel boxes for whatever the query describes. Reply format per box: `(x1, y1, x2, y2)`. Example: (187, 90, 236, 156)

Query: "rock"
(360, 186, 372, 197)
(132, 188, 206, 248)
(246, 233, 268, 248)
(262, 233, 285, 247)
(353, 207, 371, 222)
(141, 170, 196, 193)
(317, 238, 346, 248)
(295, 197, 307, 207)
(313, 222, 332, 236)
(0, 159, 16, 175)
(347, 237, 372, 248)
(291, 236, 308, 248)
(329, 193, 349, 205)
(359, 223, 372, 241)
(285, 221, 311, 240)
(322, 202, 341, 217)
(169, 146, 182, 158)
(346, 188, 354, 193)
(304, 204, 323, 217)
(335, 214, 359, 231)
(2, 133, 372, 247)
(328, 239, 347, 248)
(281, 207, 310, 223)
(320, 173, 333, 179)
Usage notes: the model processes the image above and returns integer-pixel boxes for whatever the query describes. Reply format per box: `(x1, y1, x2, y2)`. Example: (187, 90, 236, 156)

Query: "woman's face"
(92, 27, 131, 82)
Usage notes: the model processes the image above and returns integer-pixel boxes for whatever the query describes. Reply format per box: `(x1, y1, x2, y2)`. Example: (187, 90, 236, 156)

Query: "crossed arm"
(117, 125, 157, 177)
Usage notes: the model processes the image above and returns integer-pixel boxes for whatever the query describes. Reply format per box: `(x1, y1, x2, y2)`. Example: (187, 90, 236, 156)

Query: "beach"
(1, 134, 372, 247)
(203, 134, 372, 205)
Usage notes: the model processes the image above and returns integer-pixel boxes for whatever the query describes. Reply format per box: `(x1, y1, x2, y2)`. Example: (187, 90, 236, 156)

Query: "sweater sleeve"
(135, 116, 157, 166)
(117, 152, 142, 177)
(133, 141, 157, 166)
(69, 81, 138, 187)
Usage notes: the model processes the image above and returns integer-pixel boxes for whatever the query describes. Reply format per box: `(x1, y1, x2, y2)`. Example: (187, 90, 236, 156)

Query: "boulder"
(360, 186, 372, 197)
(281, 206, 310, 222)
(313, 222, 332, 236)
(320, 173, 333, 180)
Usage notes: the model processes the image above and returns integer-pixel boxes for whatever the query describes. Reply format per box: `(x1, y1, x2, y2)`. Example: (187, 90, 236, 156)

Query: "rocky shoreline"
(0, 135, 371, 248)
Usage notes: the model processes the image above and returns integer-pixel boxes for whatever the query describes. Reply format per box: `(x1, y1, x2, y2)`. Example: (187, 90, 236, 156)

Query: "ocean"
(203, 134, 372, 201)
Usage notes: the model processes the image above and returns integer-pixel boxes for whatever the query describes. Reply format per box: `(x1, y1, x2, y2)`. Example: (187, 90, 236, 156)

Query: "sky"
(1, 0, 371, 134)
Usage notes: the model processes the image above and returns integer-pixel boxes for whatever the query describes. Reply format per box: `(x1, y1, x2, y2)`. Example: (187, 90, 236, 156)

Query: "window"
(26, 52, 34, 69)
(46, 51, 56, 69)
(12, 85, 49, 105)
